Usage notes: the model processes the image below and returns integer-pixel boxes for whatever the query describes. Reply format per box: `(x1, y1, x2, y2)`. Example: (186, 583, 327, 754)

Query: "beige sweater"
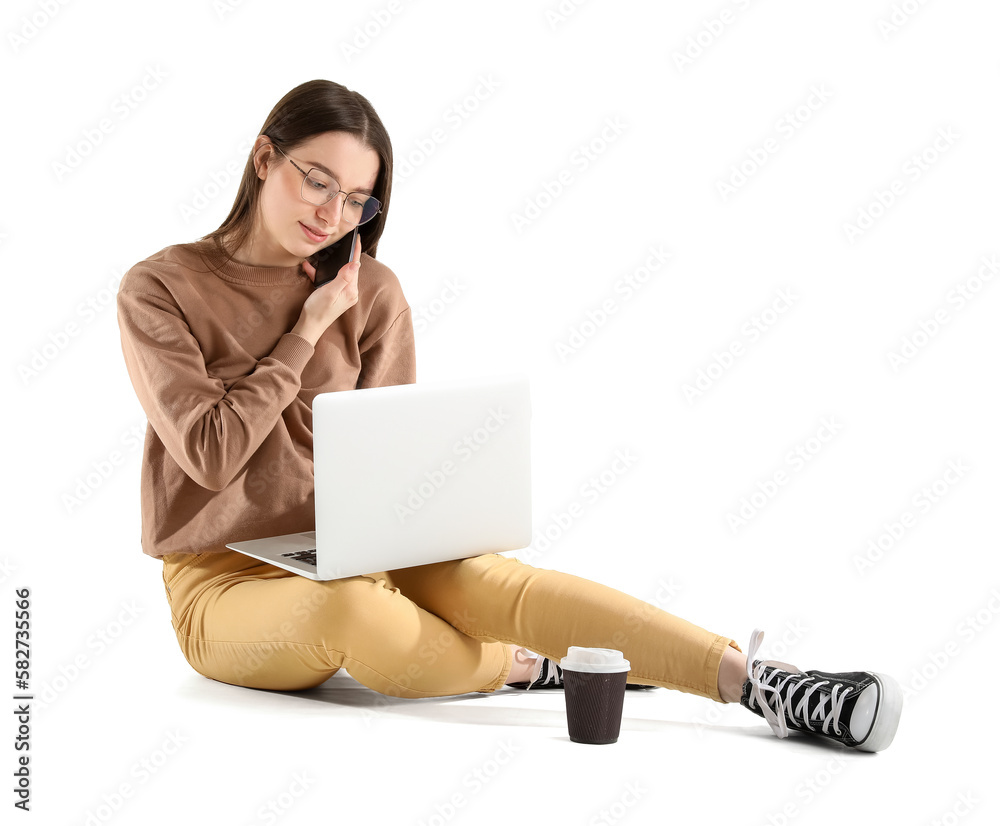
(116, 242, 416, 559)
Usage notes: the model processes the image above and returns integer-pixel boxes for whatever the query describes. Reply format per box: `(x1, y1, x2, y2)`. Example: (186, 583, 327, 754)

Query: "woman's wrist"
(290, 318, 319, 347)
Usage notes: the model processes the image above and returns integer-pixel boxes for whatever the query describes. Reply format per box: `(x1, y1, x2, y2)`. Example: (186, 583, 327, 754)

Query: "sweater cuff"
(269, 332, 315, 375)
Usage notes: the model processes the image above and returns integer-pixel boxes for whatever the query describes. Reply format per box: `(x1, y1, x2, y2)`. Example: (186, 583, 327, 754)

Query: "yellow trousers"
(161, 550, 740, 702)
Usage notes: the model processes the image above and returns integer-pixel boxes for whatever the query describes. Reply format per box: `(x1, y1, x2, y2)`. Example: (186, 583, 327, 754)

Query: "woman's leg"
(381, 553, 742, 703)
(162, 551, 899, 750)
(717, 645, 750, 703)
(161, 550, 514, 697)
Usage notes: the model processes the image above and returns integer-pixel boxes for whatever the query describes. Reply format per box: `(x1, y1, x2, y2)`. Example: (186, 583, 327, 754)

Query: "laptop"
(225, 373, 532, 580)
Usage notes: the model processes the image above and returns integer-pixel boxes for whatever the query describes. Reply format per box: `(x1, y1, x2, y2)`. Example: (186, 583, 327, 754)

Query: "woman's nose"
(313, 193, 345, 229)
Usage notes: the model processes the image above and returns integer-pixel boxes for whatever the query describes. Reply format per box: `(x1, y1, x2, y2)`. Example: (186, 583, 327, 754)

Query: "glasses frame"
(270, 142, 382, 226)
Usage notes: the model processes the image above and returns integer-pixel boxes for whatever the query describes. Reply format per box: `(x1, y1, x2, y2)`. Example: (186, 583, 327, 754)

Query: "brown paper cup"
(563, 668, 629, 744)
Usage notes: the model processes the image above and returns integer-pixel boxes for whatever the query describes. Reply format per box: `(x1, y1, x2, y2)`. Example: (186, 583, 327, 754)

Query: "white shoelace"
(745, 628, 849, 739)
(526, 655, 561, 690)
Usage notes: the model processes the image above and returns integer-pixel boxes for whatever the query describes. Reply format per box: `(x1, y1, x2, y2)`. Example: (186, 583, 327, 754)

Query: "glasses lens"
(343, 193, 381, 226)
(301, 172, 333, 206)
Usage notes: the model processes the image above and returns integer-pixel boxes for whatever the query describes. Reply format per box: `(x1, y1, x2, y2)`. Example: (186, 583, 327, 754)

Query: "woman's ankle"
(504, 645, 538, 684)
(718, 644, 748, 703)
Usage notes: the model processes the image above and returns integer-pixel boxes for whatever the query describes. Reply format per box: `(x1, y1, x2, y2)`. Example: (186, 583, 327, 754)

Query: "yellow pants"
(161, 550, 741, 702)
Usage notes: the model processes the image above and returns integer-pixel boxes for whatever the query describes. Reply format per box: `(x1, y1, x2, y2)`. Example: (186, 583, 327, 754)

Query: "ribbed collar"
(213, 257, 308, 286)
(198, 245, 309, 286)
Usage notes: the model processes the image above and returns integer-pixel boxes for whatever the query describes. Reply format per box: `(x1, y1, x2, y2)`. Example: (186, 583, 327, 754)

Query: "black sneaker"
(508, 656, 565, 690)
(740, 628, 902, 752)
(507, 654, 661, 691)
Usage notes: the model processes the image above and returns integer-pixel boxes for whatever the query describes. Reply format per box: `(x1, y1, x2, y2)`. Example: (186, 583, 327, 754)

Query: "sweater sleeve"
(356, 306, 416, 389)
(116, 287, 315, 491)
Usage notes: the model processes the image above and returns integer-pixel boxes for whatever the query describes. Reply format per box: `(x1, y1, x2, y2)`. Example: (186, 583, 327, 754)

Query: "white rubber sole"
(854, 672, 903, 753)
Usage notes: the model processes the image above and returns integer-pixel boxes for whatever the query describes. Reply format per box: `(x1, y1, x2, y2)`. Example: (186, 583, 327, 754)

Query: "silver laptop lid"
(312, 373, 532, 579)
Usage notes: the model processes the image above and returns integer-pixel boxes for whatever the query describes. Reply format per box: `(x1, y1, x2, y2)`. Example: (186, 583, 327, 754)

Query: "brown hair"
(192, 79, 393, 266)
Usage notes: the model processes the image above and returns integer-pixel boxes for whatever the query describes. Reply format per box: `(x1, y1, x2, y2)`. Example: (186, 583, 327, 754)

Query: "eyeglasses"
(270, 142, 382, 227)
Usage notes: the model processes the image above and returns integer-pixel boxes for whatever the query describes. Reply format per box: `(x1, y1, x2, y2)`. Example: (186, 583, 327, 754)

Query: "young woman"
(116, 79, 902, 752)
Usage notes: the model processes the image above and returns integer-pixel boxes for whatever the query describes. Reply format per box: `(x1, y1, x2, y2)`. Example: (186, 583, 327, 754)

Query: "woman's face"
(251, 131, 380, 267)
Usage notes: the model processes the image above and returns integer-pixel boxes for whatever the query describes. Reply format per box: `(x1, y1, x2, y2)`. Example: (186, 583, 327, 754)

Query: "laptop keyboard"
(281, 550, 317, 566)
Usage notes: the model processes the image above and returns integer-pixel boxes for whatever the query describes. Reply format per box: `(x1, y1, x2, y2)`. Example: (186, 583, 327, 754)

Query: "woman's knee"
(312, 575, 400, 622)
(174, 630, 340, 691)
(172, 577, 394, 690)
(254, 574, 397, 640)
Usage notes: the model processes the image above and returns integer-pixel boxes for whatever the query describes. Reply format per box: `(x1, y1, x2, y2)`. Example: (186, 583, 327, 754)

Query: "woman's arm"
(116, 287, 314, 491)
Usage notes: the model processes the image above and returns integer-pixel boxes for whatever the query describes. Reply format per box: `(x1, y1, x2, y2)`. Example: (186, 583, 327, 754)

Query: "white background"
(3, 0, 998, 823)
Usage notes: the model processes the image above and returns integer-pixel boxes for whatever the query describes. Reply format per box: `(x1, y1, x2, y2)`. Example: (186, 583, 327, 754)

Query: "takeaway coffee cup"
(560, 647, 631, 745)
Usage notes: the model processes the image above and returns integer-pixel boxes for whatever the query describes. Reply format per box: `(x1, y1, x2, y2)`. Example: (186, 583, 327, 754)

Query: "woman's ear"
(252, 136, 274, 180)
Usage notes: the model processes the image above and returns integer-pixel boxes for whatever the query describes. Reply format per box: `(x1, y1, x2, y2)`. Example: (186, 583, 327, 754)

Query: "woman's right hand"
(292, 232, 362, 346)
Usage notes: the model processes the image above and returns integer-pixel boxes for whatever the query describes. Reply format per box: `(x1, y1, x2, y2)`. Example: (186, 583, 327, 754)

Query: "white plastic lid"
(559, 646, 630, 673)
